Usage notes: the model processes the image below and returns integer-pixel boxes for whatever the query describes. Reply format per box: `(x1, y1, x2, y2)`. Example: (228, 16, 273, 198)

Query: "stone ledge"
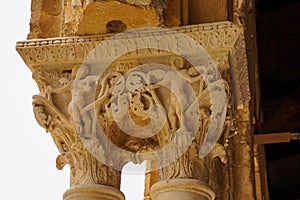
(17, 21, 240, 48)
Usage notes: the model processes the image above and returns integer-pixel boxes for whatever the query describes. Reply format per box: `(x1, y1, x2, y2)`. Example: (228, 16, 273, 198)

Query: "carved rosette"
(17, 21, 253, 200)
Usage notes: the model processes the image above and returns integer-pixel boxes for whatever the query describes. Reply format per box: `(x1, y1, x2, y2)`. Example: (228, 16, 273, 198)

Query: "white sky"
(0, 1, 144, 199)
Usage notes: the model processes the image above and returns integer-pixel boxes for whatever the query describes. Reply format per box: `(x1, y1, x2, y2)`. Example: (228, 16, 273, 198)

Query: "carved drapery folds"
(17, 21, 253, 199)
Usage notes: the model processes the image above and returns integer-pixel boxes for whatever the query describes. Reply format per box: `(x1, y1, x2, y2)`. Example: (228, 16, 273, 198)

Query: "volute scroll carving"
(31, 66, 122, 188)
(17, 21, 253, 200)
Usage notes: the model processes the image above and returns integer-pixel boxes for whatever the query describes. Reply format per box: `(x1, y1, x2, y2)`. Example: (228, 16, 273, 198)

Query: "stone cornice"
(16, 21, 242, 69)
(17, 21, 240, 48)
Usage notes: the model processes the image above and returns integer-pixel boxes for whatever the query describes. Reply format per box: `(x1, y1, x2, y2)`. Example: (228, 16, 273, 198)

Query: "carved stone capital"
(17, 21, 254, 199)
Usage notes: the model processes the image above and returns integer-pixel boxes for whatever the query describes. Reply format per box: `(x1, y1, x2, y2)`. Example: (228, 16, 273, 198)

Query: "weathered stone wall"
(28, 0, 233, 38)
(28, 0, 63, 39)
(188, 0, 228, 24)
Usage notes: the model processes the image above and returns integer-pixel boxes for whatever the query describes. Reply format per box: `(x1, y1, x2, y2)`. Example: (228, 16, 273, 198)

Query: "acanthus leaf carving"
(17, 21, 253, 199)
(32, 68, 121, 189)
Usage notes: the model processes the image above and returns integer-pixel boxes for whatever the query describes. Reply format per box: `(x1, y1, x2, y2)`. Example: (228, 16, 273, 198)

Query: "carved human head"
(188, 67, 200, 77)
(76, 65, 90, 79)
(170, 55, 185, 69)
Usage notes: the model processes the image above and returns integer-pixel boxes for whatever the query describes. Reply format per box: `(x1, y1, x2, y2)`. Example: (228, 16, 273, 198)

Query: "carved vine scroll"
(17, 21, 252, 199)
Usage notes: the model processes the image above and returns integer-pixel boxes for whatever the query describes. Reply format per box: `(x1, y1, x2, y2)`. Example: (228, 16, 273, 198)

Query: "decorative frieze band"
(16, 21, 241, 67)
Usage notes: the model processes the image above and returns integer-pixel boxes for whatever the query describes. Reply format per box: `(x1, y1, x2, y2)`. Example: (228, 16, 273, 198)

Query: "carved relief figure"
(46, 66, 98, 138)
(150, 57, 202, 137)
(71, 66, 99, 138)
